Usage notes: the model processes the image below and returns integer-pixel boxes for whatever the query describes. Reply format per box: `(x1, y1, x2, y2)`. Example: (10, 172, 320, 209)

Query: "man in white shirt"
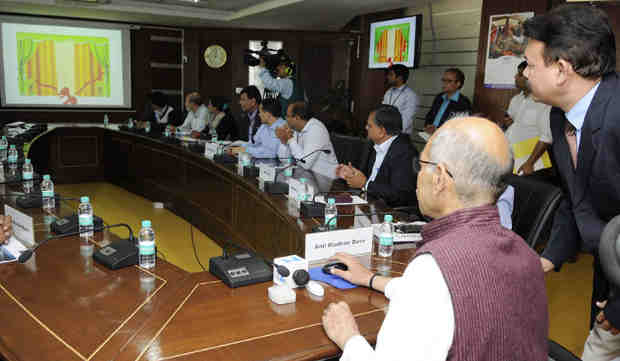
(178, 92, 208, 137)
(501, 61, 552, 175)
(275, 102, 339, 178)
(382, 64, 418, 135)
(322, 116, 548, 361)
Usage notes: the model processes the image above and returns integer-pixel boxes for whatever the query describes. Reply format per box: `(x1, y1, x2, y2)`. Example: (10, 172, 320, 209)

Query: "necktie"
(251, 116, 260, 143)
(565, 121, 578, 169)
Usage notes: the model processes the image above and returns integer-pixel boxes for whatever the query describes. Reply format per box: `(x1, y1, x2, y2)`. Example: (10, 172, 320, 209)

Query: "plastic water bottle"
(128, 117, 134, 129)
(324, 198, 337, 230)
(297, 178, 310, 209)
(283, 157, 294, 177)
(138, 220, 156, 269)
(209, 127, 218, 142)
(40, 174, 55, 210)
(378, 215, 394, 258)
(164, 125, 171, 137)
(78, 196, 94, 242)
(7, 145, 18, 173)
(145, 122, 151, 133)
(22, 158, 34, 194)
(103, 114, 109, 128)
(0, 136, 8, 161)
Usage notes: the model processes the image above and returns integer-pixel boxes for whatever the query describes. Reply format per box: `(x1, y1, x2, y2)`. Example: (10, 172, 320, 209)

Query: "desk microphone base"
(93, 240, 138, 270)
(209, 252, 273, 288)
(300, 201, 325, 218)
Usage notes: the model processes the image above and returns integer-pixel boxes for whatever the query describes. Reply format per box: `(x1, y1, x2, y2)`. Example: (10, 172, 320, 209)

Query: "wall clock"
(204, 45, 227, 69)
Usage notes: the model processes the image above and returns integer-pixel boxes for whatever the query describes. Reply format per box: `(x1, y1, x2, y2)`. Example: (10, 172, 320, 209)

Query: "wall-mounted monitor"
(368, 15, 422, 69)
(0, 15, 132, 109)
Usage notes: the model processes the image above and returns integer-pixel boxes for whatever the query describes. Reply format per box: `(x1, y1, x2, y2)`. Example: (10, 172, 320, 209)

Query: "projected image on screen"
(368, 16, 418, 69)
(1, 20, 131, 108)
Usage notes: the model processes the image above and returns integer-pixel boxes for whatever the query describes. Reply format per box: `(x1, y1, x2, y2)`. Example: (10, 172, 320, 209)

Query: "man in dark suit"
(523, 5, 620, 359)
(237, 85, 262, 143)
(336, 105, 418, 208)
(424, 68, 473, 135)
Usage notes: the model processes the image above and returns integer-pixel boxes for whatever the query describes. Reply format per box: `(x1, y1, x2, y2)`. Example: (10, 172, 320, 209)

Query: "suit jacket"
(542, 72, 620, 325)
(363, 134, 419, 207)
(202, 113, 239, 141)
(236, 112, 251, 142)
(424, 92, 473, 127)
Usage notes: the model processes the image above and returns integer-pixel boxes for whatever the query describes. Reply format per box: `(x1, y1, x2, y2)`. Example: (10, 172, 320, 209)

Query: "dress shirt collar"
(373, 135, 397, 154)
(391, 84, 407, 92)
(421, 205, 500, 242)
(565, 81, 600, 131)
(442, 90, 460, 102)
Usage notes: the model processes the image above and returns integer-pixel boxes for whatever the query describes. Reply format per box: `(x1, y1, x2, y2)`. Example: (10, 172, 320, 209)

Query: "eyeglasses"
(415, 159, 454, 178)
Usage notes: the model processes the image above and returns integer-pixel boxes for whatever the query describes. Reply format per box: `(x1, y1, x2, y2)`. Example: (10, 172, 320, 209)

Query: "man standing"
(258, 54, 298, 118)
(382, 64, 418, 135)
(501, 61, 552, 175)
(276, 102, 339, 178)
(178, 92, 208, 137)
(238, 86, 262, 143)
(523, 5, 620, 360)
(336, 105, 417, 208)
(424, 68, 472, 135)
(322, 117, 548, 361)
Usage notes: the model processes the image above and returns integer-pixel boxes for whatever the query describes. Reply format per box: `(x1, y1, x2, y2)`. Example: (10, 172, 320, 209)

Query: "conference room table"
(0, 126, 420, 361)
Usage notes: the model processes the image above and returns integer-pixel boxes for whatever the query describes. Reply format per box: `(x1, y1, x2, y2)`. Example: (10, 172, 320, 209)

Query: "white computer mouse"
(306, 280, 324, 297)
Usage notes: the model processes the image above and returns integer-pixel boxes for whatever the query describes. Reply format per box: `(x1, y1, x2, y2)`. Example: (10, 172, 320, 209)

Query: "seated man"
(230, 98, 286, 158)
(337, 105, 418, 207)
(497, 184, 515, 229)
(146, 91, 177, 132)
(204, 96, 238, 141)
(424, 68, 472, 135)
(276, 101, 339, 178)
(238, 85, 261, 143)
(178, 92, 208, 137)
(322, 117, 547, 361)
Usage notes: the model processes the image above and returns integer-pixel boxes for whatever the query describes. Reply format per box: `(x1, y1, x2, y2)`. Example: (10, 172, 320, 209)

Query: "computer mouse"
(322, 261, 348, 275)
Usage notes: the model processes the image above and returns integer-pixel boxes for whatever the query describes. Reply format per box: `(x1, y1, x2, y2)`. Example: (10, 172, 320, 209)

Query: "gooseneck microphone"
(296, 149, 331, 164)
(18, 223, 134, 263)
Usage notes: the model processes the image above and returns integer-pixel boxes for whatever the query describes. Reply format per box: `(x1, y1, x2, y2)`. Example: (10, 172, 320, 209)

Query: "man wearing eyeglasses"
(424, 68, 473, 135)
(322, 116, 547, 361)
(336, 104, 418, 208)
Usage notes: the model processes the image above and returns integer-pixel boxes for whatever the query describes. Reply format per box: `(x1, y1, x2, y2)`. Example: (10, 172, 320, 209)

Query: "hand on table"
(322, 301, 360, 350)
(540, 257, 555, 273)
(328, 252, 373, 287)
(0, 215, 12, 245)
(343, 165, 367, 189)
(336, 163, 354, 179)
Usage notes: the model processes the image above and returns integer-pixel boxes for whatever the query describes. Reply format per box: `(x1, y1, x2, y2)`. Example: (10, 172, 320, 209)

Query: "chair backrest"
(329, 132, 371, 171)
(548, 339, 581, 361)
(506, 174, 563, 248)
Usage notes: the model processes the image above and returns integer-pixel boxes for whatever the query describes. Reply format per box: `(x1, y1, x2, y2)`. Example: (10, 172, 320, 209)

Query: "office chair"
(506, 174, 562, 249)
(548, 339, 582, 361)
(330, 132, 371, 171)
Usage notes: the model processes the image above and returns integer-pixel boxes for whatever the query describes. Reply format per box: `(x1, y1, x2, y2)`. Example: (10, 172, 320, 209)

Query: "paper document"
(0, 236, 27, 264)
(314, 195, 368, 206)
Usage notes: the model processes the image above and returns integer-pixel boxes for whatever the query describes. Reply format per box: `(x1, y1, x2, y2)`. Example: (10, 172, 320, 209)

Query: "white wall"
(405, 0, 482, 132)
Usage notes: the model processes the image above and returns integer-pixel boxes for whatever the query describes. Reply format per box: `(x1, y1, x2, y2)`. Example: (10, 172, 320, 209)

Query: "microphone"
(18, 223, 134, 263)
(296, 149, 331, 164)
(261, 150, 330, 194)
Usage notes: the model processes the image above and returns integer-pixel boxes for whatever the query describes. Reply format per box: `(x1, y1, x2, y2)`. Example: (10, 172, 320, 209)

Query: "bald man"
(179, 92, 209, 137)
(321, 117, 548, 361)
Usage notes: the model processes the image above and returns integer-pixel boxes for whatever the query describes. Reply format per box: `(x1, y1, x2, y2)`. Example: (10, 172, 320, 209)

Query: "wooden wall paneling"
(183, 29, 200, 93)
(301, 41, 333, 105)
(150, 40, 182, 64)
(199, 29, 234, 103)
(595, 2, 620, 72)
(150, 67, 183, 90)
(103, 132, 133, 185)
(47, 128, 104, 183)
(473, 0, 550, 123)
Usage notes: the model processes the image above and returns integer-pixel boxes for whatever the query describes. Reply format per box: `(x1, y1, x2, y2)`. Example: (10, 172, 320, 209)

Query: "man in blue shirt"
(424, 68, 473, 135)
(230, 98, 286, 159)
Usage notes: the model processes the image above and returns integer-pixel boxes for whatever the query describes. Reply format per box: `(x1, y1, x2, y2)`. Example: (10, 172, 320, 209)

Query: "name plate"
(205, 142, 219, 160)
(288, 178, 303, 203)
(5, 205, 34, 247)
(305, 227, 373, 262)
(259, 164, 276, 182)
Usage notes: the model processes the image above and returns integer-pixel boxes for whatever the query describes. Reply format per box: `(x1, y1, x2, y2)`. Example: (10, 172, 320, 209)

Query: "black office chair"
(548, 339, 581, 361)
(330, 132, 371, 170)
(506, 174, 562, 249)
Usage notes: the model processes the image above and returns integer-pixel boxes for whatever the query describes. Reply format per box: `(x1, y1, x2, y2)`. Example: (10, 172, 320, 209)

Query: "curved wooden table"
(0, 126, 420, 361)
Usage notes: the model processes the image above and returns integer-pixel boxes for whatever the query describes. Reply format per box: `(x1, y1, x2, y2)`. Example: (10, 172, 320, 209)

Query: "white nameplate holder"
(287, 178, 303, 205)
(305, 226, 373, 262)
(258, 164, 276, 183)
(5, 205, 35, 247)
(205, 142, 219, 160)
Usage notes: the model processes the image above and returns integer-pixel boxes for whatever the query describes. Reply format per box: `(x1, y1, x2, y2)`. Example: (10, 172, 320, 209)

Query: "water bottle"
(297, 178, 310, 209)
(164, 125, 171, 137)
(40, 174, 55, 211)
(283, 157, 294, 177)
(0, 161, 5, 182)
(209, 127, 217, 142)
(324, 198, 337, 230)
(78, 196, 94, 242)
(138, 220, 156, 269)
(0, 136, 8, 162)
(145, 122, 151, 133)
(22, 158, 34, 194)
(103, 114, 109, 128)
(128, 117, 134, 129)
(7, 145, 18, 173)
(378, 215, 394, 258)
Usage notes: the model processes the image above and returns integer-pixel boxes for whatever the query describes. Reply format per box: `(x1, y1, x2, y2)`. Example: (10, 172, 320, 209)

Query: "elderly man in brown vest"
(321, 116, 548, 361)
